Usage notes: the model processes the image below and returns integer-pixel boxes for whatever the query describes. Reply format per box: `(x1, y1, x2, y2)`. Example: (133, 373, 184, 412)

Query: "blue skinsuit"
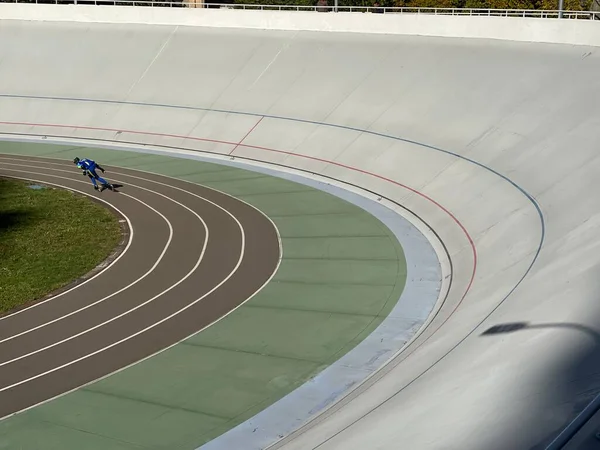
(77, 158, 108, 187)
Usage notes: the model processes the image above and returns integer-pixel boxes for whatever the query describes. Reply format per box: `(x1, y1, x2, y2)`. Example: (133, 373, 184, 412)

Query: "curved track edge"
(0, 177, 132, 319)
(0, 139, 436, 450)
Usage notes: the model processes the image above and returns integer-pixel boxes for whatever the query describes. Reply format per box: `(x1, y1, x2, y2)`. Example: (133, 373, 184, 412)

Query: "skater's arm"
(96, 164, 105, 173)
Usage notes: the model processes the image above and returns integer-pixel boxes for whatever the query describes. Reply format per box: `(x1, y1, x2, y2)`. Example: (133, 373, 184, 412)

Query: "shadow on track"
(481, 322, 600, 343)
(101, 183, 124, 193)
(481, 319, 600, 450)
(0, 209, 35, 234)
(0, 179, 37, 234)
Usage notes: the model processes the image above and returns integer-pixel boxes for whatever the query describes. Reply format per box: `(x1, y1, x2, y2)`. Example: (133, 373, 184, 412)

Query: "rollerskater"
(73, 157, 113, 192)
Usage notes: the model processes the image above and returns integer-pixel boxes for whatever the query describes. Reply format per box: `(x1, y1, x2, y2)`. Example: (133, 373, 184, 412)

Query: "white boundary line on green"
(0, 136, 445, 450)
(0, 145, 284, 425)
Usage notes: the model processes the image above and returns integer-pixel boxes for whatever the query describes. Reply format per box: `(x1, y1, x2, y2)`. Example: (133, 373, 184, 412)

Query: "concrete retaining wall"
(1, 3, 599, 46)
(1, 16, 600, 450)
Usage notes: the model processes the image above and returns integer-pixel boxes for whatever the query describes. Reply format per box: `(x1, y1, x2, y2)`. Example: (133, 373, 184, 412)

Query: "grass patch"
(0, 178, 122, 314)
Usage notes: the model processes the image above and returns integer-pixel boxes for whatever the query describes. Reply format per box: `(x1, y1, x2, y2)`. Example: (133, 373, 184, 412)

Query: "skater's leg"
(90, 169, 108, 186)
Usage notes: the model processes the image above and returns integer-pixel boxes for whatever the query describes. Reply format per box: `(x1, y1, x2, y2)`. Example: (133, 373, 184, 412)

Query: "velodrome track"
(0, 154, 280, 419)
(1, 8, 600, 450)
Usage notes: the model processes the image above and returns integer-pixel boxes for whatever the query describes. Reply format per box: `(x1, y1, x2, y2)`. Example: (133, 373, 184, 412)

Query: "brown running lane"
(0, 154, 280, 419)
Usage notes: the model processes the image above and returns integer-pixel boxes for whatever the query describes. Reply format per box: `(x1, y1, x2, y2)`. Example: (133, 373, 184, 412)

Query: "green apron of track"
(0, 141, 407, 450)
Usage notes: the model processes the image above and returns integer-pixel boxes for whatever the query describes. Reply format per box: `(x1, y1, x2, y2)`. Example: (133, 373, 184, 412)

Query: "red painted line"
(0, 120, 477, 344)
(228, 116, 264, 155)
(238, 141, 477, 348)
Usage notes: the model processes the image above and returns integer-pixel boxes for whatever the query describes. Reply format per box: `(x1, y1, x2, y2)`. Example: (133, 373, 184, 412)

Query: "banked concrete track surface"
(0, 11, 599, 450)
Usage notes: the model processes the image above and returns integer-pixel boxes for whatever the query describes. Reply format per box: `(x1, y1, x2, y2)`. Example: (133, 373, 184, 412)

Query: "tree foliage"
(232, 0, 592, 10)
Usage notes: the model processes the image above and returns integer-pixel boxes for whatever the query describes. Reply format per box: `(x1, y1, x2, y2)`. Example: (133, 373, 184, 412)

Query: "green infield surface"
(0, 141, 407, 450)
(0, 177, 122, 315)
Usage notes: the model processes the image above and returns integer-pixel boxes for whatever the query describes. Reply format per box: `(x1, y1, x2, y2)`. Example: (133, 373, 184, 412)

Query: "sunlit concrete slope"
(0, 13, 599, 450)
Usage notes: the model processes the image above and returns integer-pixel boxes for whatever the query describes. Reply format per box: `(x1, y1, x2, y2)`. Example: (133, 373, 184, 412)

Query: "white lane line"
(0, 154, 281, 422)
(0, 155, 275, 255)
(0, 169, 174, 345)
(0, 156, 251, 347)
(0, 182, 135, 323)
(0, 165, 213, 351)
(0, 167, 210, 368)
(0, 201, 244, 395)
(0, 220, 279, 423)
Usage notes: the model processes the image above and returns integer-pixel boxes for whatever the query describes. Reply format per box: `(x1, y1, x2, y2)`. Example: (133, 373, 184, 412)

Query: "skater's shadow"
(111, 184, 124, 193)
(0, 210, 35, 233)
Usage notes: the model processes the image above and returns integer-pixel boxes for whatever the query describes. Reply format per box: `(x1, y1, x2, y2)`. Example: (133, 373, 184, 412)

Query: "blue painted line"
(0, 93, 545, 302)
(0, 93, 547, 443)
(0, 139, 444, 450)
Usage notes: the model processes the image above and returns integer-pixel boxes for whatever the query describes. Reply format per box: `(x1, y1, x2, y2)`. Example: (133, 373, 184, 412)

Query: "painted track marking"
(0, 198, 246, 394)
(0, 93, 546, 446)
(0, 120, 477, 304)
(0, 155, 261, 346)
(0, 167, 210, 368)
(0, 163, 256, 395)
(0, 124, 477, 333)
(0, 168, 175, 344)
(0, 182, 136, 322)
(0, 213, 281, 423)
